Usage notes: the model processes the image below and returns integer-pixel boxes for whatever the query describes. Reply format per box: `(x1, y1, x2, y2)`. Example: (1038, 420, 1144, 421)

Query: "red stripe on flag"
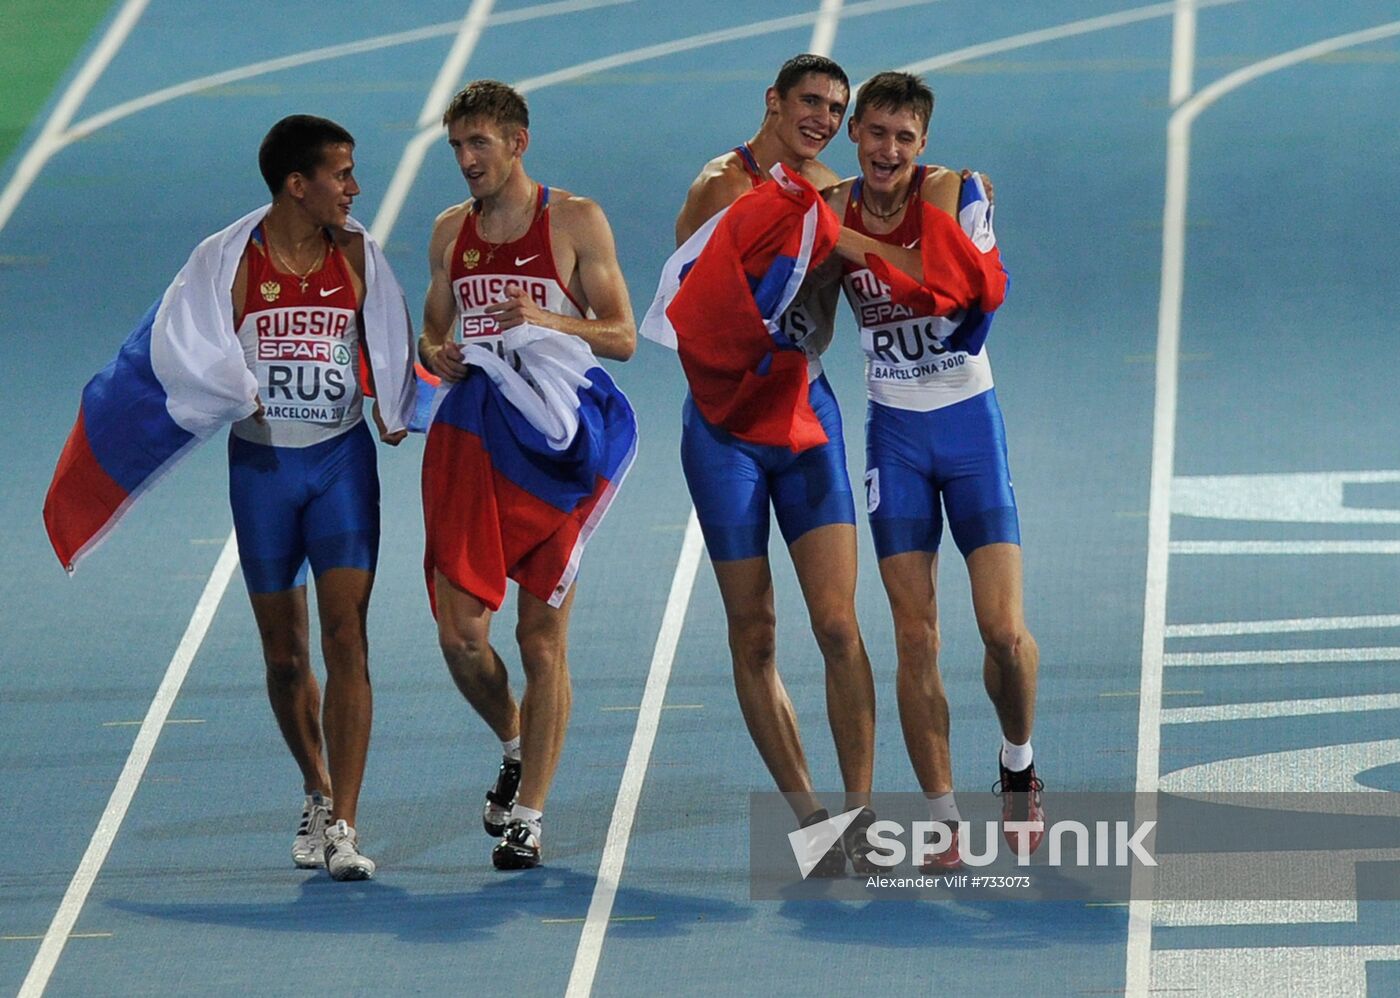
(43, 408, 129, 571)
(423, 422, 599, 613)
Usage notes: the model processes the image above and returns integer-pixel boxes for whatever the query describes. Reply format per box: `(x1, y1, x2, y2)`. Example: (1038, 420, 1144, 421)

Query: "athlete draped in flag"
(669, 55, 881, 876)
(419, 81, 636, 870)
(44, 115, 419, 880)
(817, 73, 1044, 866)
(229, 117, 411, 881)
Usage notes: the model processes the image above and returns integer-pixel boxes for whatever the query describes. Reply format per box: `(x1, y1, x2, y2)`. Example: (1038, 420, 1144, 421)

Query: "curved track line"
(1125, 17, 1400, 998)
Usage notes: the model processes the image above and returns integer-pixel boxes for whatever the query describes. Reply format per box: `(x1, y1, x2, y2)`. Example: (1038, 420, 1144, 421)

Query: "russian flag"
(43, 297, 252, 571)
(422, 325, 637, 613)
(865, 172, 1007, 354)
(647, 164, 840, 453)
(43, 206, 417, 573)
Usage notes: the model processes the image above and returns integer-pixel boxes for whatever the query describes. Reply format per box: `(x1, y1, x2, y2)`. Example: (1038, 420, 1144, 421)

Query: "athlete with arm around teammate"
(823, 72, 1043, 867)
(419, 80, 635, 870)
(673, 54, 879, 876)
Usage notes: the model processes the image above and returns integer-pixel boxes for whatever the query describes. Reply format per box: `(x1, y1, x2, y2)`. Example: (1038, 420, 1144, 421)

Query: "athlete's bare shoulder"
(428, 200, 471, 264)
(823, 176, 856, 214)
(431, 200, 472, 237)
(919, 164, 962, 217)
(676, 152, 753, 243)
(801, 158, 840, 191)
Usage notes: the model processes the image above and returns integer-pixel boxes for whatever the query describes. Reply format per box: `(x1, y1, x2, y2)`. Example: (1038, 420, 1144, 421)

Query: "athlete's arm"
(419, 204, 470, 382)
(485, 196, 636, 361)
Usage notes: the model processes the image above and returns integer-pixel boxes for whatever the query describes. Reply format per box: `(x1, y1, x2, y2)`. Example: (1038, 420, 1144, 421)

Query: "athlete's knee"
(810, 608, 863, 663)
(978, 617, 1028, 662)
(727, 606, 777, 671)
(264, 650, 312, 687)
(893, 616, 940, 666)
(438, 621, 492, 674)
(319, 607, 367, 658)
(517, 630, 568, 680)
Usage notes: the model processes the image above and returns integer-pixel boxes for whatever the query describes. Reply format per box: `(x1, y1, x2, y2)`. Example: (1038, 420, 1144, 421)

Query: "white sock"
(1001, 738, 1033, 773)
(502, 736, 522, 762)
(926, 792, 960, 824)
(510, 804, 543, 834)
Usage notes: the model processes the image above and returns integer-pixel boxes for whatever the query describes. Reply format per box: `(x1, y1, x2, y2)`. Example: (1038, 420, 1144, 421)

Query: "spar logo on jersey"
(257, 340, 354, 364)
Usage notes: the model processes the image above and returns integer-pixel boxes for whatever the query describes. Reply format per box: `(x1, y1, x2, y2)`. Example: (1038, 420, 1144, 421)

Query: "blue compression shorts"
(681, 372, 856, 562)
(228, 420, 380, 594)
(864, 388, 1020, 560)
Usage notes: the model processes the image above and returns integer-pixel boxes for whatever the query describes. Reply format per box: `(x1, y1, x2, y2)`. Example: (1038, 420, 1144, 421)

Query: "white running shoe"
(324, 819, 376, 881)
(292, 792, 333, 869)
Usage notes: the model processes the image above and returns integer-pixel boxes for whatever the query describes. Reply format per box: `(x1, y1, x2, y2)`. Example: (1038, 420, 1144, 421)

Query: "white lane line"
(896, 0, 1241, 76)
(1171, 540, 1400, 555)
(18, 535, 238, 998)
(0, 0, 151, 236)
(1162, 692, 1400, 724)
(809, 0, 846, 59)
(376, 0, 943, 238)
(17, 4, 501, 993)
(509, 0, 934, 95)
(1128, 19, 1400, 996)
(1167, 614, 1400, 638)
(60, 0, 636, 146)
(1165, 647, 1400, 666)
(1169, 0, 1198, 105)
(564, 511, 704, 998)
(371, 0, 497, 242)
(566, 4, 861, 987)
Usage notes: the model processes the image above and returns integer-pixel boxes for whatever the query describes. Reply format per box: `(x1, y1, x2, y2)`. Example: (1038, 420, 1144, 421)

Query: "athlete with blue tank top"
(817, 72, 1046, 867)
(228, 116, 409, 882)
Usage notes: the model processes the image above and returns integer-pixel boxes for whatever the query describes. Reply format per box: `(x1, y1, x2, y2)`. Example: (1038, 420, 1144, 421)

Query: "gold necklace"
(268, 234, 326, 293)
(860, 188, 906, 221)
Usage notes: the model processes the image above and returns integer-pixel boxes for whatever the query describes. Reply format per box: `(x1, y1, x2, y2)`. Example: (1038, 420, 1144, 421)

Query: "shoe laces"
(992, 768, 1044, 796)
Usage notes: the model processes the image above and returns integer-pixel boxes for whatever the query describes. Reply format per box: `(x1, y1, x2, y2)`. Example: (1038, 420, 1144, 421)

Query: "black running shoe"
(842, 807, 881, 875)
(483, 757, 522, 837)
(800, 808, 847, 878)
(994, 759, 1045, 857)
(492, 818, 541, 870)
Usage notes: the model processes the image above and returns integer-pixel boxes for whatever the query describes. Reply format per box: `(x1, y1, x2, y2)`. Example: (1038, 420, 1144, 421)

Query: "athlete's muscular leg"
(314, 567, 375, 828)
(713, 555, 821, 820)
(878, 550, 953, 794)
(250, 587, 331, 797)
(789, 522, 875, 808)
(967, 542, 1038, 744)
(436, 571, 520, 742)
(513, 587, 574, 811)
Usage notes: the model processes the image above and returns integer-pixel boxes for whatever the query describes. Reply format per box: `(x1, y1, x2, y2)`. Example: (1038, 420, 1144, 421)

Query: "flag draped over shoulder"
(422, 324, 637, 613)
(43, 206, 417, 572)
(644, 165, 840, 453)
(866, 173, 1007, 354)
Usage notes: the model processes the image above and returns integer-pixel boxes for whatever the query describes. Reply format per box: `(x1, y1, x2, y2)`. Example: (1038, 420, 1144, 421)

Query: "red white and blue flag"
(642, 164, 841, 453)
(43, 207, 417, 572)
(422, 325, 637, 612)
(867, 171, 1007, 354)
